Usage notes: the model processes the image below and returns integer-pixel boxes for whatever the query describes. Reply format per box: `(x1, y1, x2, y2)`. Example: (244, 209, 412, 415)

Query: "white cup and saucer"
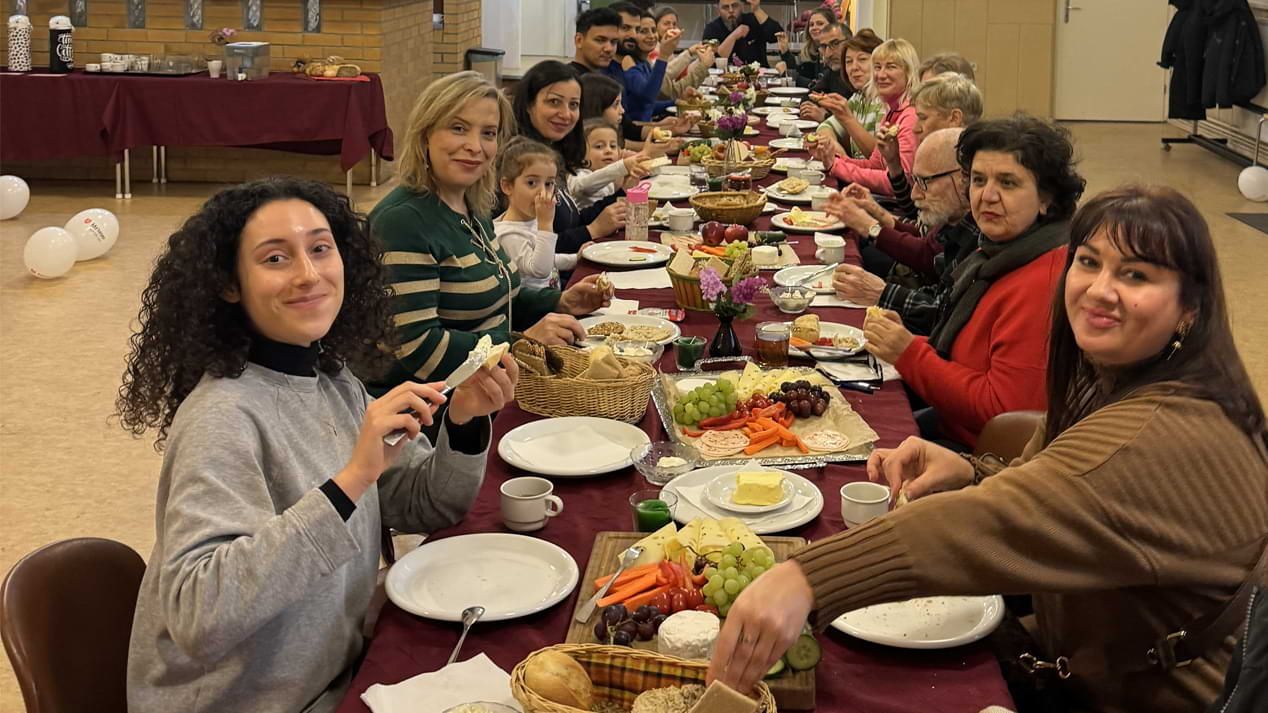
(499, 477, 564, 532)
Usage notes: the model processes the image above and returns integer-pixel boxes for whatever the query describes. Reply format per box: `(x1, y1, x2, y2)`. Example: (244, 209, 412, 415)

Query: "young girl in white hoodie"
(569, 119, 652, 209)
(494, 138, 571, 289)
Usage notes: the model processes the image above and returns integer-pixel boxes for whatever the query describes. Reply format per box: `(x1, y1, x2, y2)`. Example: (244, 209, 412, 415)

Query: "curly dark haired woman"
(117, 177, 516, 713)
(861, 114, 1086, 450)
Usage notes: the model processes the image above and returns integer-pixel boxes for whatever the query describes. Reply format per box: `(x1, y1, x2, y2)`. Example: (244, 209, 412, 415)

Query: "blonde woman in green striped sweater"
(368, 72, 610, 391)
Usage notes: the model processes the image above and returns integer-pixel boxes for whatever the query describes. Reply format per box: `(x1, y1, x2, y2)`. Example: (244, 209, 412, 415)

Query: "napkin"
(818, 359, 900, 382)
(811, 294, 868, 309)
(606, 268, 674, 290)
(507, 425, 637, 466)
(594, 298, 640, 316)
(361, 653, 520, 713)
(675, 481, 813, 528)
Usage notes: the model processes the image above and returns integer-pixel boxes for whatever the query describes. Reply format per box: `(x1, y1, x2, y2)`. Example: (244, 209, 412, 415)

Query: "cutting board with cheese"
(567, 531, 816, 710)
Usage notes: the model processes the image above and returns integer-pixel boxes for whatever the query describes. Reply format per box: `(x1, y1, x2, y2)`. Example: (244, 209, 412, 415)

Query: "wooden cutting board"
(565, 531, 816, 710)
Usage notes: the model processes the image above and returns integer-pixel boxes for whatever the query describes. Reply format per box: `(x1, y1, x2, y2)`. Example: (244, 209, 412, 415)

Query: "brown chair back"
(1, 538, 145, 713)
(974, 410, 1044, 463)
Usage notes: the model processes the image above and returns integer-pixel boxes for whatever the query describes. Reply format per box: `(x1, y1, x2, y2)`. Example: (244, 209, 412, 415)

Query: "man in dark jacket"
(703, 0, 782, 67)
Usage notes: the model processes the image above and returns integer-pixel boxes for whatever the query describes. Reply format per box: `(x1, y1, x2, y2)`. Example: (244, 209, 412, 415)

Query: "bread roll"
(524, 651, 593, 709)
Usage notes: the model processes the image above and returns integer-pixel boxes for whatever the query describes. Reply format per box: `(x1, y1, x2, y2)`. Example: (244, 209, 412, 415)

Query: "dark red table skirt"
(337, 124, 1013, 712)
(0, 70, 392, 171)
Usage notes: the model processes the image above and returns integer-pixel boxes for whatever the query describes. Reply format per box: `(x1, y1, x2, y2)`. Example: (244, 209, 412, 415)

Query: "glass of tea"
(755, 322, 790, 367)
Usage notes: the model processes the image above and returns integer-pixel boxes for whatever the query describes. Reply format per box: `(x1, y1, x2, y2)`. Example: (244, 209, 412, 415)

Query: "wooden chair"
(1, 538, 145, 713)
(974, 410, 1044, 464)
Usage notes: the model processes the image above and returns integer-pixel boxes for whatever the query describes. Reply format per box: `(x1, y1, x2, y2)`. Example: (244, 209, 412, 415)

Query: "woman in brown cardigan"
(709, 185, 1268, 713)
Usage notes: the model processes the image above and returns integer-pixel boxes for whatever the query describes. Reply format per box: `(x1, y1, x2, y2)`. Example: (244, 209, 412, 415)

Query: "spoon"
(574, 545, 643, 623)
(447, 605, 485, 665)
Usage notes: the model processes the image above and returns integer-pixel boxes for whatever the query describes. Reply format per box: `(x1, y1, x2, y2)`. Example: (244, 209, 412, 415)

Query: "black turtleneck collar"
(248, 334, 320, 377)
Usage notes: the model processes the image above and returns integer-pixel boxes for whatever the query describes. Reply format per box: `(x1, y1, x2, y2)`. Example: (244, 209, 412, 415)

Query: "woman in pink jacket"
(813, 38, 920, 195)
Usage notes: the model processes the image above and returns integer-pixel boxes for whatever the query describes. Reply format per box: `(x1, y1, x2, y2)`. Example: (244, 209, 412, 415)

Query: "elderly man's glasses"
(823, 39, 845, 51)
(913, 168, 960, 192)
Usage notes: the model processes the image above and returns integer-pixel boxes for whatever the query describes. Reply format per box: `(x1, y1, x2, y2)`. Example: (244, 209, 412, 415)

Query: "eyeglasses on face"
(913, 168, 960, 192)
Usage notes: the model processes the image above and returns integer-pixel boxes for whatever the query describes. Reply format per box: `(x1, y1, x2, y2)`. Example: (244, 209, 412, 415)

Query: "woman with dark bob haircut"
(711, 185, 1268, 713)
(118, 177, 516, 712)
(860, 113, 1086, 449)
(511, 60, 627, 251)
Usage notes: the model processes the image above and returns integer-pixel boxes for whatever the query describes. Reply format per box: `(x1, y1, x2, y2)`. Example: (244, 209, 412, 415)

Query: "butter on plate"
(732, 471, 786, 506)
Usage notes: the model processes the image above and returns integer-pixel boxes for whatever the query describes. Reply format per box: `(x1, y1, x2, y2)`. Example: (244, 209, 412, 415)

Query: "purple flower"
(729, 91, 744, 104)
(699, 267, 726, 302)
(730, 276, 765, 305)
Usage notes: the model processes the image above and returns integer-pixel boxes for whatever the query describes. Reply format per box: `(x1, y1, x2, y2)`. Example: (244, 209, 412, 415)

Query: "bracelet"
(958, 452, 1007, 485)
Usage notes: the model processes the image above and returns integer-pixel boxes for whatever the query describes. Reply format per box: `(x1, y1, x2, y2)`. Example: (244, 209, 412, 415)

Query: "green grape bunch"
(699, 541, 774, 617)
(672, 379, 739, 426)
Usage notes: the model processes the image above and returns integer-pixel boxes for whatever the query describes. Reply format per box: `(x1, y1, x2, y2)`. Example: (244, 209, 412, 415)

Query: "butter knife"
(382, 350, 485, 446)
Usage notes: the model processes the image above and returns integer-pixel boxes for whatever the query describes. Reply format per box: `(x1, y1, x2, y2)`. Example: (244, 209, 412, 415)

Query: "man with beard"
(824, 129, 981, 336)
(798, 23, 854, 122)
(703, 0, 782, 68)
(611, 2, 679, 122)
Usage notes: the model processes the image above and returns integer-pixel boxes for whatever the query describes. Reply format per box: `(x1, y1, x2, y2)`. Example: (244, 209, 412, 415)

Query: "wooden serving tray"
(566, 531, 816, 710)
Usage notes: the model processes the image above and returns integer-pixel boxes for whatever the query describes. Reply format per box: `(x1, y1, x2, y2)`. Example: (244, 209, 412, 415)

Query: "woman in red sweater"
(811, 38, 920, 195)
(864, 115, 1087, 449)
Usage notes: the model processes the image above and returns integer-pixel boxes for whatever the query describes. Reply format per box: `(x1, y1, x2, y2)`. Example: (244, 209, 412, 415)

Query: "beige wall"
(887, 0, 1054, 117)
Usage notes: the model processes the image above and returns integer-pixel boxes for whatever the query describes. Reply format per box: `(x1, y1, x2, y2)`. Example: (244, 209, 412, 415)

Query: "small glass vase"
(708, 315, 743, 358)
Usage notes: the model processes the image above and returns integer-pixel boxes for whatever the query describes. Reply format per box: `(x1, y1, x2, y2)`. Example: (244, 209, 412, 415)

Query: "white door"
(1053, 0, 1169, 121)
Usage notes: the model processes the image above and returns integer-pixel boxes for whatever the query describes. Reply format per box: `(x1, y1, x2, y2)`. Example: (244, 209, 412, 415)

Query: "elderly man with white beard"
(824, 128, 981, 336)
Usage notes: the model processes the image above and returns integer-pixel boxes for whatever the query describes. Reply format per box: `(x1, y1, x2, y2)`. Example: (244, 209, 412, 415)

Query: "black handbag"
(1206, 585, 1268, 713)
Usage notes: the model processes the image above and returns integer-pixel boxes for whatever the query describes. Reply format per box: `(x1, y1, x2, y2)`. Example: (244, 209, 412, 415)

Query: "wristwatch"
(867, 221, 882, 239)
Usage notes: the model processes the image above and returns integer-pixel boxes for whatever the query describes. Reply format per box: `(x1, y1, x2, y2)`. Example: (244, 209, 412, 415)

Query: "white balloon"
(24, 227, 78, 279)
(64, 208, 120, 260)
(1237, 166, 1268, 202)
(0, 175, 30, 220)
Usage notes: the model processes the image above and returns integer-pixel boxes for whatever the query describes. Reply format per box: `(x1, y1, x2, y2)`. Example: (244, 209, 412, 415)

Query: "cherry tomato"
(684, 587, 705, 609)
(670, 590, 689, 613)
(649, 591, 671, 613)
(695, 604, 720, 615)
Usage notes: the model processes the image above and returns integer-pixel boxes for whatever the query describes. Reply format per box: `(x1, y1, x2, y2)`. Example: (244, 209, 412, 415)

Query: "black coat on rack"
(1201, 0, 1266, 108)
(1160, 0, 1209, 120)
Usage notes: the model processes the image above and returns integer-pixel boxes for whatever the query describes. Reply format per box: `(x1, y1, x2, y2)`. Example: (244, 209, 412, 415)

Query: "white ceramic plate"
(661, 465, 824, 534)
(772, 211, 844, 233)
(705, 471, 798, 514)
(763, 184, 815, 205)
(752, 106, 795, 116)
(579, 313, 681, 345)
(769, 117, 819, 132)
(580, 241, 674, 267)
(831, 595, 1006, 649)
(786, 321, 866, 358)
(648, 180, 698, 201)
(768, 137, 808, 150)
(499, 416, 651, 477)
(771, 158, 827, 174)
(766, 97, 802, 108)
(774, 264, 837, 294)
(386, 533, 580, 622)
(770, 86, 810, 96)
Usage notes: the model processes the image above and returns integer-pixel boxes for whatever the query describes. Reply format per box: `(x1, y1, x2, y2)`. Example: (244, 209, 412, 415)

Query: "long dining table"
(337, 116, 1015, 712)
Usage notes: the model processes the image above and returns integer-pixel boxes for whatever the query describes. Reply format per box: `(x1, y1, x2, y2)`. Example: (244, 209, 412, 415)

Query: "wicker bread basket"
(511, 342, 655, 423)
(699, 156, 776, 180)
(695, 121, 717, 139)
(667, 251, 757, 312)
(510, 643, 778, 713)
(689, 191, 767, 224)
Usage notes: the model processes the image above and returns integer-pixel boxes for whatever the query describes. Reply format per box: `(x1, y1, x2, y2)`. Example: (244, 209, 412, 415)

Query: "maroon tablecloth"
(336, 124, 1013, 712)
(0, 70, 392, 170)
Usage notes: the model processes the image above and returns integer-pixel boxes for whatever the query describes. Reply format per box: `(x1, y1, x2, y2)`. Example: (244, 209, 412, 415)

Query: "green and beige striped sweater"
(367, 187, 560, 394)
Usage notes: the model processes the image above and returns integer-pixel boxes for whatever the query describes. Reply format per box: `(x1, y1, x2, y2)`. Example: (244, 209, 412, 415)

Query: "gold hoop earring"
(1166, 321, 1192, 361)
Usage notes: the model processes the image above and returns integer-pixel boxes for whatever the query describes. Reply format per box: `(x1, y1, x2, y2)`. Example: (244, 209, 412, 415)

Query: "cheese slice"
(631, 521, 677, 567)
(688, 681, 759, 713)
(717, 517, 773, 563)
(732, 471, 785, 506)
(695, 518, 728, 556)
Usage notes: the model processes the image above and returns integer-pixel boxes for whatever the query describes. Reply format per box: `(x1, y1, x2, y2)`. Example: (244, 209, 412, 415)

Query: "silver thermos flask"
(48, 15, 74, 73)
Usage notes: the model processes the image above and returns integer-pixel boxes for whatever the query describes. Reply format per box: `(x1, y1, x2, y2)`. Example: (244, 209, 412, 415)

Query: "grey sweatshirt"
(127, 364, 488, 713)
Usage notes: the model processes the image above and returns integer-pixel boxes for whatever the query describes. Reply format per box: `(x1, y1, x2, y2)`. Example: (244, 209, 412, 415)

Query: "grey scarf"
(928, 219, 1070, 356)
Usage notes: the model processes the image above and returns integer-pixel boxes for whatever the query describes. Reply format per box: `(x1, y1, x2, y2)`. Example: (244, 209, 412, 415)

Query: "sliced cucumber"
(764, 657, 786, 679)
(784, 634, 821, 671)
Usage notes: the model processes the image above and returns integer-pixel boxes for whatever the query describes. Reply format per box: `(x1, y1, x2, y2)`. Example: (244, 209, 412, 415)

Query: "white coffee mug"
(207, 59, 223, 78)
(809, 187, 833, 211)
(85, 63, 100, 72)
(667, 207, 695, 233)
(793, 169, 825, 186)
(841, 481, 890, 527)
(715, 57, 727, 71)
(500, 476, 564, 532)
(814, 233, 845, 264)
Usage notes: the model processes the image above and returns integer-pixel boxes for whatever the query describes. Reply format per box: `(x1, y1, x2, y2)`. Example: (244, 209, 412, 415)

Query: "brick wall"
(2, 0, 439, 184)
(432, 0, 480, 77)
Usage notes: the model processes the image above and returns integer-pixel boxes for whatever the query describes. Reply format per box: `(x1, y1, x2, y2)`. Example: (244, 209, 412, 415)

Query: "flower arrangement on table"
(712, 111, 750, 141)
(209, 27, 237, 45)
(700, 268, 765, 321)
